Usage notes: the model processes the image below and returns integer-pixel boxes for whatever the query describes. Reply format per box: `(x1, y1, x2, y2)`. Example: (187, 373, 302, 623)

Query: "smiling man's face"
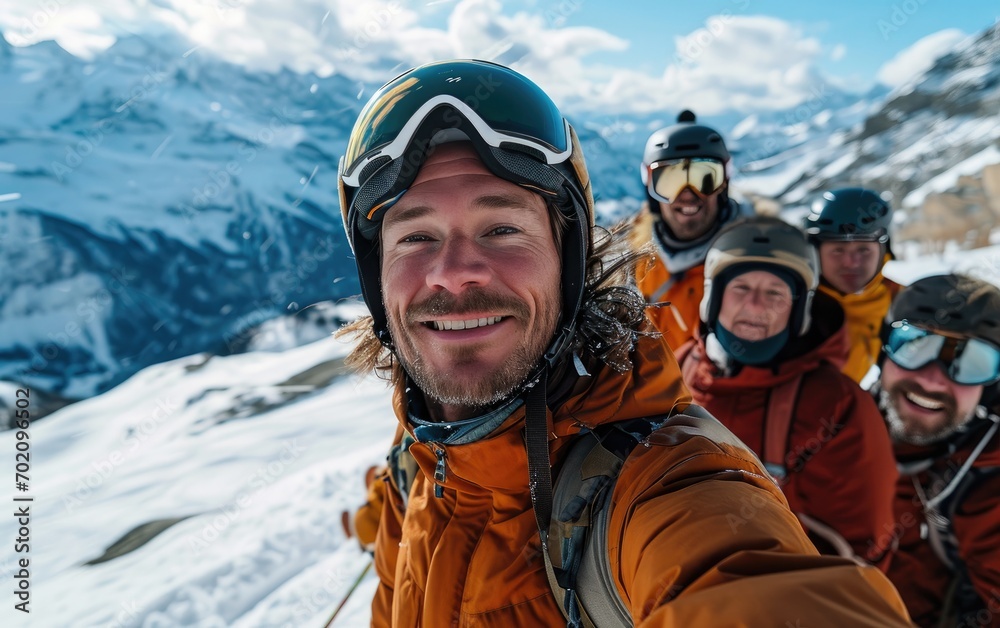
(880, 359, 983, 446)
(380, 143, 562, 422)
(657, 186, 723, 241)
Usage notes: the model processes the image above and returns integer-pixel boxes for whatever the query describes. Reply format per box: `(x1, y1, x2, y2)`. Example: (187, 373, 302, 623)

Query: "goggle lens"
(884, 322, 1000, 385)
(648, 158, 725, 203)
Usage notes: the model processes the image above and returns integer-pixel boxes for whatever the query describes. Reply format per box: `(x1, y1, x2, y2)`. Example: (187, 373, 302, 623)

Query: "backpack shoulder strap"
(387, 433, 417, 508)
(763, 373, 803, 483)
(544, 415, 672, 628)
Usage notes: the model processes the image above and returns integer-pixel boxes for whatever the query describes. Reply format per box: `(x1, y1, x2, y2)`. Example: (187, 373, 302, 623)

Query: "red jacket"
(887, 416, 1000, 626)
(371, 332, 911, 626)
(676, 293, 899, 569)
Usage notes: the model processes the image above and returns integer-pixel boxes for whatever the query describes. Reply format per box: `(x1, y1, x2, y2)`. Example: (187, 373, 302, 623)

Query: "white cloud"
(831, 43, 846, 61)
(876, 28, 967, 87)
(0, 2, 842, 116)
(648, 15, 829, 114)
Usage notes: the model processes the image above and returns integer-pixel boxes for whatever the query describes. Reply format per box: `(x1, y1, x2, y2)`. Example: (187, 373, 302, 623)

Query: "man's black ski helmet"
(641, 110, 731, 165)
(888, 274, 1000, 348)
(804, 188, 892, 244)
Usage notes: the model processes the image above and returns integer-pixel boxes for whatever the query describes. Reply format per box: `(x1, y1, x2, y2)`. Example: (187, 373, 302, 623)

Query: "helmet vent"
(752, 236, 771, 244)
(499, 141, 545, 162)
(676, 143, 700, 151)
(359, 155, 391, 183)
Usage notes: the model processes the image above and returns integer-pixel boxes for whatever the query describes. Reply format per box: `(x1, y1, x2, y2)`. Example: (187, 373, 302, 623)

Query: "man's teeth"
(905, 391, 945, 411)
(432, 316, 503, 331)
(677, 206, 700, 216)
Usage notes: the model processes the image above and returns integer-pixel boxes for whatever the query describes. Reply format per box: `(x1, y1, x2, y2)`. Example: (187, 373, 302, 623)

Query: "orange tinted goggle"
(647, 158, 726, 203)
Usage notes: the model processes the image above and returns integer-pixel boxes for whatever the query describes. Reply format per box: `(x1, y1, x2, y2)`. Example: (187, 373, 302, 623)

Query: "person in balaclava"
(675, 216, 898, 571)
(631, 110, 752, 351)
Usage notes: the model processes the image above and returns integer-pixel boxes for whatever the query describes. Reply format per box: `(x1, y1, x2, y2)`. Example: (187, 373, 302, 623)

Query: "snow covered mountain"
(2, 20, 997, 404)
(0, 31, 362, 400)
(735, 23, 1000, 211)
(0, 304, 396, 627)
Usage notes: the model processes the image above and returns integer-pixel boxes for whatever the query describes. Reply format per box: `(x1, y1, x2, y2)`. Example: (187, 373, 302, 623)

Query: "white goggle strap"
(341, 95, 572, 187)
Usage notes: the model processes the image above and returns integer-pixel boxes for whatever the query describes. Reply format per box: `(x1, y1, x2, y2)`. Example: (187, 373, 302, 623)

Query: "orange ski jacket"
(369, 333, 911, 626)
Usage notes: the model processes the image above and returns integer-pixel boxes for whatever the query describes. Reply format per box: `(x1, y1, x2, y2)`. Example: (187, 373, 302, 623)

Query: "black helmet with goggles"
(884, 274, 1000, 386)
(339, 59, 594, 364)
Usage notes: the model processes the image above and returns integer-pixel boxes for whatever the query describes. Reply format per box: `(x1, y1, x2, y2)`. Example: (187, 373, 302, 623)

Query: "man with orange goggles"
(631, 110, 751, 351)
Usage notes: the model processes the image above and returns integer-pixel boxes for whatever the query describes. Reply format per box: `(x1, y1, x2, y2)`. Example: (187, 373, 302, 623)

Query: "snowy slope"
(0, 322, 395, 627)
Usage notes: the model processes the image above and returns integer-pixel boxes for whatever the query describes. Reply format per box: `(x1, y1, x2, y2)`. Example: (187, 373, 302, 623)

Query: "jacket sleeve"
(609, 413, 911, 627)
(370, 424, 413, 628)
(354, 468, 388, 551)
(787, 375, 899, 569)
(954, 473, 1000, 613)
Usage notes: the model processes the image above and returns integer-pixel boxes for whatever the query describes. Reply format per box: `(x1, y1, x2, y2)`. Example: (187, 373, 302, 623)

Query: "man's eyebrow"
(385, 205, 433, 227)
(472, 193, 539, 211)
(385, 193, 540, 227)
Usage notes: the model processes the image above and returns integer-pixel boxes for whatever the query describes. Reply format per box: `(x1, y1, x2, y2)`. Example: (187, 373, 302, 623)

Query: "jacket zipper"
(433, 445, 447, 498)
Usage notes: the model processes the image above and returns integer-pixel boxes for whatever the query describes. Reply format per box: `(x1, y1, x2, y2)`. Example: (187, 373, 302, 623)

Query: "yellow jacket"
(819, 259, 900, 383)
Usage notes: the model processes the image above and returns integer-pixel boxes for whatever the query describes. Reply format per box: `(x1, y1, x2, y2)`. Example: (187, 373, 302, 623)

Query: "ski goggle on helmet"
(338, 59, 593, 352)
(884, 321, 1000, 386)
(644, 157, 727, 204)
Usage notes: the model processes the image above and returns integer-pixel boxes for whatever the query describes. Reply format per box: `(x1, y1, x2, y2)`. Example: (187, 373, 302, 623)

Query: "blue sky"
(1, 0, 996, 115)
(566, 0, 997, 84)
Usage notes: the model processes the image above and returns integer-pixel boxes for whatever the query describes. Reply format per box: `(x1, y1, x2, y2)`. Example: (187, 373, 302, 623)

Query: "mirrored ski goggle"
(884, 321, 1000, 385)
(646, 157, 726, 204)
(339, 60, 576, 243)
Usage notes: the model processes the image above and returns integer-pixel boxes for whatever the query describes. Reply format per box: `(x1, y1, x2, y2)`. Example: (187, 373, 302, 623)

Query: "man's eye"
(399, 234, 432, 243)
(488, 226, 520, 236)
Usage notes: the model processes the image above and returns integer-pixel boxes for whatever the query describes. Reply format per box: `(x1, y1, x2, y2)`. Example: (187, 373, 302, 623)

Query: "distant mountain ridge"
(0, 31, 358, 398)
(1, 22, 996, 400)
(734, 23, 1000, 212)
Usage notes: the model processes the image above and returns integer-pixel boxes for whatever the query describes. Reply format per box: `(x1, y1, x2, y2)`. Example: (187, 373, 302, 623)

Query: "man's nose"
(425, 236, 492, 293)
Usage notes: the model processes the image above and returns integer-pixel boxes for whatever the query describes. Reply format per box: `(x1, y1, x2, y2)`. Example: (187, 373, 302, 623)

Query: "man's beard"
(389, 289, 559, 413)
(880, 380, 974, 446)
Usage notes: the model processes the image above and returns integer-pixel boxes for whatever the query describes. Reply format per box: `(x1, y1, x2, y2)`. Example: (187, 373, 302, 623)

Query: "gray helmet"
(804, 188, 892, 243)
(888, 274, 1000, 348)
(701, 216, 820, 337)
